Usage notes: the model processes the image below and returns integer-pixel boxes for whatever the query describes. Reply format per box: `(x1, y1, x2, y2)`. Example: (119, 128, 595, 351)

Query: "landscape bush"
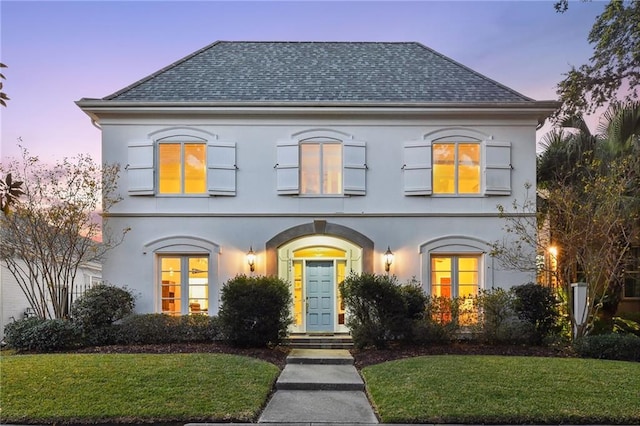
(573, 333, 640, 362)
(118, 313, 220, 344)
(71, 284, 135, 346)
(340, 273, 410, 348)
(409, 316, 452, 344)
(218, 275, 292, 347)
(4, 317, 81, 352)
(511, 283, 561, 344)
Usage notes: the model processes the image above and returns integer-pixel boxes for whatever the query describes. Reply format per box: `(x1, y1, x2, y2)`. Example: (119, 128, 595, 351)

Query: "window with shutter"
(483, 140, 512, 195)
(127, 141, 155, 195)
(403, 141, 432, 195)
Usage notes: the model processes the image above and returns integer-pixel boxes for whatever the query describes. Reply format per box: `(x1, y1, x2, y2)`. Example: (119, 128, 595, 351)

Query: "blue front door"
(306, 261, 334, 332)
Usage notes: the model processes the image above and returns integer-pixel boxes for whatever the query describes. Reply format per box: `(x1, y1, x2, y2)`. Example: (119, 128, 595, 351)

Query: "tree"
(0, 173, 25, 214)
(0, 147, 128, 319)
(0, 62, 8, 107)
(555, 0, 640, 118)
(493, 103, 640, 338)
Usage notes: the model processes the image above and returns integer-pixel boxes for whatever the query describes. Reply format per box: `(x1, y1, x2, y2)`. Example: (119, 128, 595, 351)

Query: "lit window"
(300, 142, 342, 195)
(160, 256, 209, 315)
(159, 143, 206, 194)
(433, 142, 480, 194)
(431, 255, 480, 324)
(624, 247, 640, 298)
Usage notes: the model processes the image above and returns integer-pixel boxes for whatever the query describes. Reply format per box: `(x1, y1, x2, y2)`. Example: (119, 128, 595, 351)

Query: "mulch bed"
(74, 343, 291, 369)
(350, 342, 575, 368)
(70, 341, 573, 370)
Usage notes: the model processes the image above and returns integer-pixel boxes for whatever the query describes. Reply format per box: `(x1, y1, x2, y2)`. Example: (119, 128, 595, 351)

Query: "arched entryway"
(266, 221, 373, 333)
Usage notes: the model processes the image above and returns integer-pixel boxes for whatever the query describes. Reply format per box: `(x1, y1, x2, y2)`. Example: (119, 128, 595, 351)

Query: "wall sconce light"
(384, 246, 394, 273)
(247, 246, 256, 272)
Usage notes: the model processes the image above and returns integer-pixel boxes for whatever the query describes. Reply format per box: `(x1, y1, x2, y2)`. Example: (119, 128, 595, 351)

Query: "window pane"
(161, 257, 181, 315)
(433, 143, 455, 194)
(293, 261, 303, 325)
(184, 144, 206, 194)
(431, 256, 452, 297)
(458, 144, 480, 194)
(188, 257, 208, 313)
(458, 257, 479, 297)
(300, 144, 321, 194)
(323, 144, 342, 194)
(159, 144, 182, 194)
(624, 275, 640, 298)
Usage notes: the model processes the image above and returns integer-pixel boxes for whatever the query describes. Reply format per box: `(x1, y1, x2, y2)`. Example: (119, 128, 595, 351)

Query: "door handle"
(305, 296, 309, 311)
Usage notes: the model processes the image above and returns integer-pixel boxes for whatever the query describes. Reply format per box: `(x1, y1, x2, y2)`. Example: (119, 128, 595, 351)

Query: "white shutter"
(403, 141, 432, 196)
(343, 140, 366, 195)
(207, 141, 236, 196)
(127, 141, 154, 195)
(484, 140, 512, 195)
(276, 140, 299, 195)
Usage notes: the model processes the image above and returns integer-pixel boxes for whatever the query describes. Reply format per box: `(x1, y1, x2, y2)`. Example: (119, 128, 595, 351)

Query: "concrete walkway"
(258, 348, 379, 424)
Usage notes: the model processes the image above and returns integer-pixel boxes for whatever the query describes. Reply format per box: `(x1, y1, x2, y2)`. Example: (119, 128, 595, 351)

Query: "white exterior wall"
(98, 110, 538, 320)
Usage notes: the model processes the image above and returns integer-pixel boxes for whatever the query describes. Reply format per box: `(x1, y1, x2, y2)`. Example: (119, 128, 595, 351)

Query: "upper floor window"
(126, 131, 237, 197)
(403, 136, 511, 197)
(159, 142, 206, 194)
(276, 132, 366, 196)
(300, 141, 342, 195)
(433, 142, 480, 194)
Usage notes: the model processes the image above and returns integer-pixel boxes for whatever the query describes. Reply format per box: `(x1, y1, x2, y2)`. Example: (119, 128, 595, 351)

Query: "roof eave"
(77, 98, 558, 110)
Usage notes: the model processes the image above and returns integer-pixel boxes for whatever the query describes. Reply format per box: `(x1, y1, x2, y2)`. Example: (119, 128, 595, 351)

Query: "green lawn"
(362, 355, 640, 424)
(0, 353, 280, 424)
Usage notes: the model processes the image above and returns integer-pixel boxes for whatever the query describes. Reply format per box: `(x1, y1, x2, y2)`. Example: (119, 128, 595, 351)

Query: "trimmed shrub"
(71, 284, 135, 346)
(511, 283, 561, 344)
(340, 273, 413, 349)
(219, 275, 292, 347)
(118, 314, 221, 344)
(573, 333, 640, 362)
(401, 282, 428, 320)
(410, 318, 451, 344)
(4, 317, 80, 352)
(72, 284, 135, 329)
(476, 288, 532, 343)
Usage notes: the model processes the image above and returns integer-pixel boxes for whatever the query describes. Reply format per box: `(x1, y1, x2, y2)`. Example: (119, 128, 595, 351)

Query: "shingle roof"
(104, 41, 534, 103)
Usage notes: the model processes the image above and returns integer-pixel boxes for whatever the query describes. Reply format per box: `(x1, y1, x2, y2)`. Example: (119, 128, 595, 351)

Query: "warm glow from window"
(294, 247, 347, 258)
(300, 142, 342, 195)
(160, 256, 208, 315)
(431, 255, 479, 298)
(431, 255, 479, 325)
(159, 142, 206, 194)
(433, 142, 480, 194)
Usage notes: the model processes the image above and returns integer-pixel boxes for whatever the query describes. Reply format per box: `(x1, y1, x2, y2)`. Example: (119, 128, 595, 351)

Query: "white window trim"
(420, 235, 493, 295)
(403, 132, 512, 197)
(276, 129, 367, 196)
(145, 236, 220, 315)
(126, 128, 236, 197)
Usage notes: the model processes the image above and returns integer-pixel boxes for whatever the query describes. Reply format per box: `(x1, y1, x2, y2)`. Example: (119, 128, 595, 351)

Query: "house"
(0, 259, 101, 338)
(77, 41, 556, 333)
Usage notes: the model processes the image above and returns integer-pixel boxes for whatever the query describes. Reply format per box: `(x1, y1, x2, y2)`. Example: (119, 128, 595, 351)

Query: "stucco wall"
(96, 110, 538, 316)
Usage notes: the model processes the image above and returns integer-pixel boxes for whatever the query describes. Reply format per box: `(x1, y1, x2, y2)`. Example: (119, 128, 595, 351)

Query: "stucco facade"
(78, 41, 555, 333)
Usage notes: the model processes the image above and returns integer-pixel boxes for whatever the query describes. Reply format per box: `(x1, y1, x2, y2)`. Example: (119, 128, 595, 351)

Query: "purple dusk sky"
(1, 1, 605, 163)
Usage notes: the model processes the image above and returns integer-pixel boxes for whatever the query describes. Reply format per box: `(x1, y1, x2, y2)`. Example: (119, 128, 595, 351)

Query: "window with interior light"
(300, 141, 343, 195)
(623, 247, 640, 298)
(433, 142, 480, 194)
(160, 255, 209, 315)
(158, 142, 206, 194)
(431, 255, 480, 324)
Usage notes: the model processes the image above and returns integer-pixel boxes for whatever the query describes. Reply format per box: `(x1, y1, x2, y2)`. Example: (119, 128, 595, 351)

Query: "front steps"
(283, 333, 354, 349)
(258, 348, 378, 423)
